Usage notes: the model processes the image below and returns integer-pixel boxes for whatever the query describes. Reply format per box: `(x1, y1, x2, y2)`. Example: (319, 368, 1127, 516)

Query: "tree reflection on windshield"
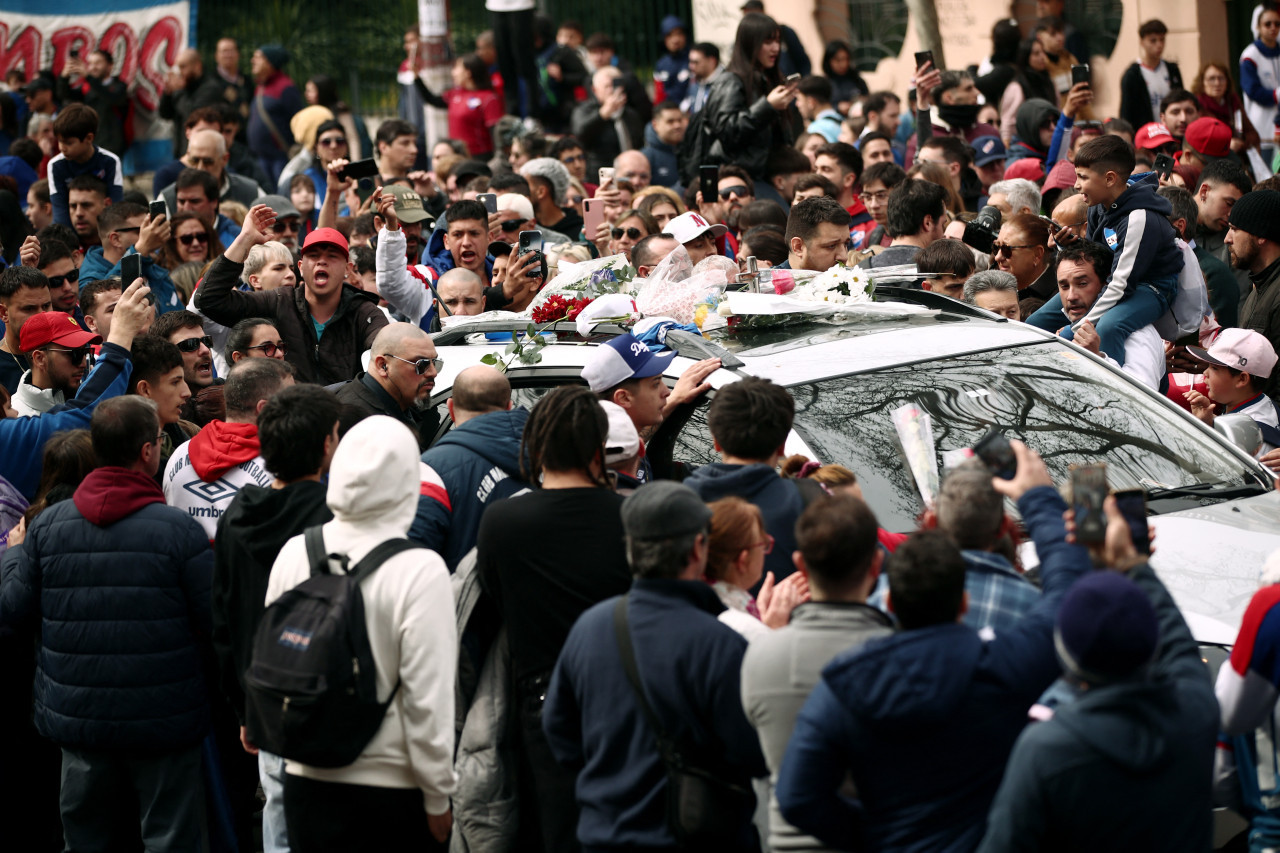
(792, 343, 1251, 531)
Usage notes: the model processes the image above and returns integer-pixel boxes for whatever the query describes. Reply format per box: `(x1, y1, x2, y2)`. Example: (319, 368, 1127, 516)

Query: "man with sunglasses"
(79, 203, 184, 315)
(197, 203, 389, 385)
(335, 322, 440, 449)
(11, 311, 100, 416)
(153, 310, 223, 426)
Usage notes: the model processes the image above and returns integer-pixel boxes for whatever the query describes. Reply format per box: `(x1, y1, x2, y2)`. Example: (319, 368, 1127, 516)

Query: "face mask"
(937, 102, 981, 129)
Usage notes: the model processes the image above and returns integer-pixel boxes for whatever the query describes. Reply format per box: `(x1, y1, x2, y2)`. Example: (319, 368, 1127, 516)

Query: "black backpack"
(244, 525, 419, 768)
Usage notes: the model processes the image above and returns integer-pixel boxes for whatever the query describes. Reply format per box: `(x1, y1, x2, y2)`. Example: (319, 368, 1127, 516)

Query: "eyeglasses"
(187, 156, 217, 168)
(46, 268, 80, 289)
(45, 346, 89, 366)
(175, 334, 213, 353)
(612, 226, 644, 240)
(178, 232, 209, 246)
(992, 243, 1038, 257)
(719, 185, 751, 200)
(149, 430, 165, 446)
(500, 219, 525, 232)
(272, 219, 299, 234)
(751, 534, 776, 555)
(317, 135, 347, 147)
(859, 191, 889, 203)
(246, 340, 288, 357)
(385, 353, 443, 374)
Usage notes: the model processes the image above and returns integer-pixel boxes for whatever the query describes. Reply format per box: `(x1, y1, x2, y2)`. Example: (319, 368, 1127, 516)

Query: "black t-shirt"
(476, 487, 630, 685)
(0, 349, 29, 395)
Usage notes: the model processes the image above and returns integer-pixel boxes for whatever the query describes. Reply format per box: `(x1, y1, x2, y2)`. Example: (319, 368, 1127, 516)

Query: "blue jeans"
(1026, 276, 1176, 367)
(259, 750, 290, 853)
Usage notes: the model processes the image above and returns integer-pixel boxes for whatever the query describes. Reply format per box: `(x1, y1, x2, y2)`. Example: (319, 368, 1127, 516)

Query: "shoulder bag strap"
(613, 595, 678, 761)
(254, 92, 289, 153)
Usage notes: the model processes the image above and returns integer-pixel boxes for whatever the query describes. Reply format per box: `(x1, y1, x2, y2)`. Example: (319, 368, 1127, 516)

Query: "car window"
(669, 397, 718, 469)
(790, 343, 1256, 532)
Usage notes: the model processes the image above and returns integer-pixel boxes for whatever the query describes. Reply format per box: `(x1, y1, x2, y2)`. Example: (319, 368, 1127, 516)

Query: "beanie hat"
(1054, 572, 1158, 683)
(290, 106, 335, 151)
(1229, 190, 1280, 243)
(258, 44, 289, 71)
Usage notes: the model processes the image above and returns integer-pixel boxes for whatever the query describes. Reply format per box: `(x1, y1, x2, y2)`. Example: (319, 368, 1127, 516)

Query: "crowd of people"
(7, 1, 1280, 851)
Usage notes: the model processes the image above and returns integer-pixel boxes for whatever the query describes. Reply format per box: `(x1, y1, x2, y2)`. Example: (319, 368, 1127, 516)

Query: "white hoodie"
(265, 415, 457, 814)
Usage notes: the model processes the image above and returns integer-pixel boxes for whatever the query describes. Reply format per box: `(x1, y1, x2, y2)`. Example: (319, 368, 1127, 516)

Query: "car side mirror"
(1214, 413, 1263, 457)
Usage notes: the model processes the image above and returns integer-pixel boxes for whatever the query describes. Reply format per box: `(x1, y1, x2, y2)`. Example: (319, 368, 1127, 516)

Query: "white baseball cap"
(1188, 328, 1278, 378)
(666, 211, 727, 245)
(581, 332, 674, 392)
(601, 401, 641, 464)
(496, 193, 535, 222)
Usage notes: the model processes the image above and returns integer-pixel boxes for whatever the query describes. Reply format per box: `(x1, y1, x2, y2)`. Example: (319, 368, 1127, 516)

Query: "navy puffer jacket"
(0, 467, 214, 751)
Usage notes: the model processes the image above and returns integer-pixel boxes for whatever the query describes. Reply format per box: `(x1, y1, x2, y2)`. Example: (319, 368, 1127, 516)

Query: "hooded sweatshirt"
(1080, 172, 1184, 326)
(1005, 98, 1059, 164)
(409, 406, 529, 571)
(163, 420, 272, 541)
(0, 466, 213, 750)
(685, 462, 808, 585)
(265, 416, 457, 812)
(212, 479, 332, 723)
(775, 486, 1090, 852)
(977, 561, 1217, 853)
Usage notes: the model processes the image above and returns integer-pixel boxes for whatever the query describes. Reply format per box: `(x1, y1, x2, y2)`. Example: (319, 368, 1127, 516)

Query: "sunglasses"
(385, 353, 443, 374)
(272, 219, 299, 233)
(45, 346, 89, 366)
(612, 227, 644, 240)
(178, 232, 209, 246)
(992, 243, 1038, 257)
(112, 226, 141, 235)
(317, 136, 347, 147)
(47, 268, 80, 289)
(246, 340, 288, 357)
(719, 185, 751, 200)
(187, 156, 217, 168)
(500, 219, 525, 232)
(176, 334, 213, 353)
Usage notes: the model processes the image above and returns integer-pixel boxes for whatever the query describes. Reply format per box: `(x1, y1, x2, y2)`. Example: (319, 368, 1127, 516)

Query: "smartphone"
(1070, 464, 1109, 545)
(1154, 153, 1175, 180)
(1036, 214, 1062, 231)
(973, 430, 1017, 480)
(149, 200, 167, 221)
(1071, 64, 1090, 87)
(518, 231, 543, 279)
(598, 167, 615, 185)
(583, 198, 606, 239)
(338, 158, 379, 181)
(1113, 489, 1150, 555)
(914, 50, 934, 71)
(786, 72, 802, 84)
(478, 193, 498, 215)
(611, 78, 624, 91)
(69, 48, 80, 60)
(700, 164, 719, 205)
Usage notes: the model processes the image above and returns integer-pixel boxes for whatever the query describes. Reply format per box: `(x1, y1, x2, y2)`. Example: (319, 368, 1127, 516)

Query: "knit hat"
(258, 44, 289, 71)
(1054, 572, 1158, 683)
(660, 15, 687, 37)
(289, 106, 335, 151)
(1184, 117, 1232, 161)
(1228, 190, 1280, 243)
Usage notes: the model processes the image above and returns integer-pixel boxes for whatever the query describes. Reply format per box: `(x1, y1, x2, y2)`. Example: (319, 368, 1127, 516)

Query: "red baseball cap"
(19, 311, 101, 353)
(1042, 159, 1077, 192)
(301, 226, 349, 257)
(1184, 117, 1232, 160)
(1002, 158, 1045, 183)
(1134, 122, 1176, 151)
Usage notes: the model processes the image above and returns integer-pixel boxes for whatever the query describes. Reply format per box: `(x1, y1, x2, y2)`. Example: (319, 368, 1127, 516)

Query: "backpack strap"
(304, 525, 330, 577)
(346, 538, 421, 585)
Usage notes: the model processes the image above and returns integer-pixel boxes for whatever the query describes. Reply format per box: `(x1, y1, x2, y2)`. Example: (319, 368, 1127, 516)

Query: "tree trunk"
(905, 0, 946, 70)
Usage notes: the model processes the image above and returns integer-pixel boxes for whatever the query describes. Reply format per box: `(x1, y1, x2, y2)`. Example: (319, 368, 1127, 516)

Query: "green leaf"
(480, 353, 498, 365)
(530, 351, 543, 364)
(526, 323, 536, 337)
(505, 342, 518, 354)
(511, 331, 519, 344)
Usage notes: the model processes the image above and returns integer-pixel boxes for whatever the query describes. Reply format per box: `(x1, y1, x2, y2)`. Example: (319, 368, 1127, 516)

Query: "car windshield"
(789, 342, 1258, 532)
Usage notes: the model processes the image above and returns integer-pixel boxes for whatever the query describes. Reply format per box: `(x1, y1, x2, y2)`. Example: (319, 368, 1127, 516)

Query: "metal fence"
(196, 0, 693, 118)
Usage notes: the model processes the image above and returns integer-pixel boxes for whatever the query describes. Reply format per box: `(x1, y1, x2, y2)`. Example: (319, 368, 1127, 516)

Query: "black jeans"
(517, 680, 581, 853)
(284, 775, 447, 852)
(491, 8, 539, 117)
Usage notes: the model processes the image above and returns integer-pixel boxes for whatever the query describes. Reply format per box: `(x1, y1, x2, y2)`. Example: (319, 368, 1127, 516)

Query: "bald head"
(184, 128, 228, 179)
(450, 365, 512, 425)
(176, 48, 204, 83)
(1051, 194, 1089, 243)
(613, 150, 651, 190)
(592, 66, 622, 101)
(436, 268, 485, 316)
(371, 321, 430, 357)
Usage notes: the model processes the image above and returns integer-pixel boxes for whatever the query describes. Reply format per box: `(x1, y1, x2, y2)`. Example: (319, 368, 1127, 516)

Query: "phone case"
(1071, 465, 1108, 544)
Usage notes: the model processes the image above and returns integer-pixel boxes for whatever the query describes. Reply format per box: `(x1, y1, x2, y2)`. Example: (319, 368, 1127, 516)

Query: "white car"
(428, 289, 1280, 647)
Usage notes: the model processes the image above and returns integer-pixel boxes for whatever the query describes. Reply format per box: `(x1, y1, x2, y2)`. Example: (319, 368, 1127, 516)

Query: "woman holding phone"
(700, 13, 802, 182)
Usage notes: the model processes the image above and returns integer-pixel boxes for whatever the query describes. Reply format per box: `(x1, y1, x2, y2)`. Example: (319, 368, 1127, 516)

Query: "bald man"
(436, 268, 486, 319)
(410, 365, 528, 569)
(159, 48, 225, 158)
(335, 322, 440, 448)
(614, 150, 651, 192)
(1049, 194, 1089, 249)
(159, 128, 264, 213)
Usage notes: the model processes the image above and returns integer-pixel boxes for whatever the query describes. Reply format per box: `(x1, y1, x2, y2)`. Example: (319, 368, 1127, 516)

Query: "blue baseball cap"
(582, 333, 675, 392)
(971, 135, 1007, 167)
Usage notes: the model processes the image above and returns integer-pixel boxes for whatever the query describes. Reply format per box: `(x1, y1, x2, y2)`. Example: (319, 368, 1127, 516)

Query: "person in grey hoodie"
(976, 498, 1218, 853)
(741, 493, 893, 852)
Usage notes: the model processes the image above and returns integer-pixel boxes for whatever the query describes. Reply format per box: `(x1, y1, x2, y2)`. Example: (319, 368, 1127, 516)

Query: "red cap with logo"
(1134, 122, 1176, 151)
(1184, 117, 1232, 159)
(301, 227, 349, 257)
(19, 312, 101, 353)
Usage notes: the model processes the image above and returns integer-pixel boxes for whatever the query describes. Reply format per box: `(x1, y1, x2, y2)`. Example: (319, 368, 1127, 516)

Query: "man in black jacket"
(334, 322, 439, 448)
(158, 49, 226, 158)
(213, 383, 340, 853)
(196, 203, 388, 384)
(571, 67, 646, 178)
